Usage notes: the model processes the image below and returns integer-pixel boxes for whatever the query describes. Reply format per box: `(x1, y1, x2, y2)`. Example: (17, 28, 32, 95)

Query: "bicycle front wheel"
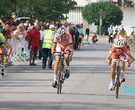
(116, 66, 121, 98)
(116, 82, 120, 98)
(57, 66, 63, 94)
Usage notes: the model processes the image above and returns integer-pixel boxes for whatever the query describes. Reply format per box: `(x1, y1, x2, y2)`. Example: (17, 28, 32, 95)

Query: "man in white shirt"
(39, 25, 46, 59)
(108, 25, 114, 43)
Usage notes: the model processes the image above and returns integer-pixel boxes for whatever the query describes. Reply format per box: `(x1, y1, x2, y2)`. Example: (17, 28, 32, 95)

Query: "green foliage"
(0, 0, 77, 22)
(82, 2, 123, 34)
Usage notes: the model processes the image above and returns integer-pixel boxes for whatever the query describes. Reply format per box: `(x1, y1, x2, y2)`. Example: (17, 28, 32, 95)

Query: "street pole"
(100, 16, 102, 36)
(99, 10, 103, 36)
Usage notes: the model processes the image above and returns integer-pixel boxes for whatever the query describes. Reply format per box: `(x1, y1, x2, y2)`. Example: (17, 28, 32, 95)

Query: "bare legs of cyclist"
(109, 55, 126, 91)
(52, 53, 71, 88)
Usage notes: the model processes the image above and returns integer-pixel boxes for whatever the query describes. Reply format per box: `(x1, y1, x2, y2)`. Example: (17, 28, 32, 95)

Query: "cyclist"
(51, 26, 74, 88)
(105, 39, 134, 91)
(114, 27, 130, 51)
(0, 33, 12, 76)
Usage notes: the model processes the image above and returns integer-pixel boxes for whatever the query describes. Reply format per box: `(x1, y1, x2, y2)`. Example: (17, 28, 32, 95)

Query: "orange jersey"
(109, 44, 130, 56)
(53, 33, 73, 50)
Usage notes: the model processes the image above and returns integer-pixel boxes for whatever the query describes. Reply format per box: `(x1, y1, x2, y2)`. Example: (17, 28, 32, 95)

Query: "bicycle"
(113, 58, 129, 98)
(54, 52, 70, 94)
(0, 53, 7, 78)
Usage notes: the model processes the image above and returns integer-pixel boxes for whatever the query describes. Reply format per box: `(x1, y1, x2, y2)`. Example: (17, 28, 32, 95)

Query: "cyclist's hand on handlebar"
(4, 56, 9, 61)
(127, 63, 130, 67)
(108, 61, 111, 65)
(107, 59, 111, 65)
(51, 49, 55, 54)
(6, 56, 9, 61)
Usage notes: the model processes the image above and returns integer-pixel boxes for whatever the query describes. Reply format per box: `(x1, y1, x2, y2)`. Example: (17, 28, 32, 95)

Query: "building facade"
(67, 0, 135, 35)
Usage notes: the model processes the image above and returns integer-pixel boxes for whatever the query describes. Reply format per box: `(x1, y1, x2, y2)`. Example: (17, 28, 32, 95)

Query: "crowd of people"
(0, 12, 98, 66)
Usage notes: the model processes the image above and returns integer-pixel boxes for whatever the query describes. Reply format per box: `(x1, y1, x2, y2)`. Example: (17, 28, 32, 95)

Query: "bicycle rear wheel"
(57, 67, 63, 94)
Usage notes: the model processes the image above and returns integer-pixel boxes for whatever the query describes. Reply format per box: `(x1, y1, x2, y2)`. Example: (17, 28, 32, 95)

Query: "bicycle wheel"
(116, 66, 121, 98)
(57, 66, 63, 94)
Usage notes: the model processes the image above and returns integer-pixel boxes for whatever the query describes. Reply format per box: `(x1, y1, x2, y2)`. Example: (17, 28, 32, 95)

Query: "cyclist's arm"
(5, 42, 12, 57)
(69, 43, 74, 55)
(127, 53, 134, 65)
(105, 54, 111, 65)
(51, 43, 57, 54)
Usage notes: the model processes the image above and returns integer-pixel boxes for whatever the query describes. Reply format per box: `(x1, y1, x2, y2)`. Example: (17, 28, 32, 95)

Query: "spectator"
(42, 25, 55, 69)
(28, 26, 40, 66)
(25, 20, 30, 31)
(0, 19, 4, 33)
(11, 12, 16, 22)
(74, 25, 79, 50)
(2, 23, 11, 40)
(77, 24, 84, 50)
(24, 20, 30, 55)
(34, 19, 39, 26)
(39, 25, 46, 59)
(69, 26, 75, 43)
(92, 33, 98, 43)
(85, 25, 90, 44)
(108, 25, 114, 43)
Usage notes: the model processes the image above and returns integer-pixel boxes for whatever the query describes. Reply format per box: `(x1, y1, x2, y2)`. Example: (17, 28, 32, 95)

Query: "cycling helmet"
(114, 39, 124, 48)
(57, 26, 67, 36)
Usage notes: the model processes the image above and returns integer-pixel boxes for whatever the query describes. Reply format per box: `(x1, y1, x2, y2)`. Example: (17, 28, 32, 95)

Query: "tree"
(0, 0, 77, 22)
(82, 2, 123, 35)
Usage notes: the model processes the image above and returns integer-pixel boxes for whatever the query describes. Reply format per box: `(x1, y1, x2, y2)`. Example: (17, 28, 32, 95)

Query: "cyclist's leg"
(0, 46, 5, 62)
(52, 55, 60, 87)
(120, 53, 126, 82)
(53, 44, 61, 81)
(109, 53, 118, 90)
(111, 62, 116, 80)
(120, 53, 126, 72)
(64, 47, 71, 78)
(65, 52, 70, 67)
(111, 53, 118, 80)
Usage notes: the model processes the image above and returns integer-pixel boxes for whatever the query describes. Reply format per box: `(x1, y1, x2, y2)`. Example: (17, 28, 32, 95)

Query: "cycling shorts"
(111, 52, 126, 62)
(55, 43, 70, 56)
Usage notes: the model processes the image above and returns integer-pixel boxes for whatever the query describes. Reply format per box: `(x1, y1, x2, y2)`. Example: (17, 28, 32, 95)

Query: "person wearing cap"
(42, 24, 55, 69)
(108, 25, 114, 43)
(105, 39, 134, 91)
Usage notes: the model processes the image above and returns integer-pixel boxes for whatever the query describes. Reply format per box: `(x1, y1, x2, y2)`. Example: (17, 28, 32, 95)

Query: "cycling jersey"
(118, 30, 127, 37)
(53, 33, 73, 51)
(0, 33, 7, 48)
(109, 44, 130, 60)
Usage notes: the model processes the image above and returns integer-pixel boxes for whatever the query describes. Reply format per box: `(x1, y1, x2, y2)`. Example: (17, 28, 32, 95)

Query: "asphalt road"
(0, 43, 135, 110)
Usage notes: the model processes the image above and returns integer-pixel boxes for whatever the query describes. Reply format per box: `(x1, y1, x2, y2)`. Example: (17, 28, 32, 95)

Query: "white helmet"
(57, 26, 67, 36)
(114, 39, 124, 48)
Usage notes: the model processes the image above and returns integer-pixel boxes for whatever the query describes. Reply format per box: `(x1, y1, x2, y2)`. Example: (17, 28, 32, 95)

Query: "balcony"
(112, 0, 134, 8)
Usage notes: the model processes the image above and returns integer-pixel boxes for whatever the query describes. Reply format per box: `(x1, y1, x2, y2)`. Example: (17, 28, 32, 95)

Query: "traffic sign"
(99, 10, 104, 17)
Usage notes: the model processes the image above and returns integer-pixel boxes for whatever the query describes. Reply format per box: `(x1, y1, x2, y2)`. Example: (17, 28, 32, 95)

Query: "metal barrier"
(9, 35, 27, 64)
